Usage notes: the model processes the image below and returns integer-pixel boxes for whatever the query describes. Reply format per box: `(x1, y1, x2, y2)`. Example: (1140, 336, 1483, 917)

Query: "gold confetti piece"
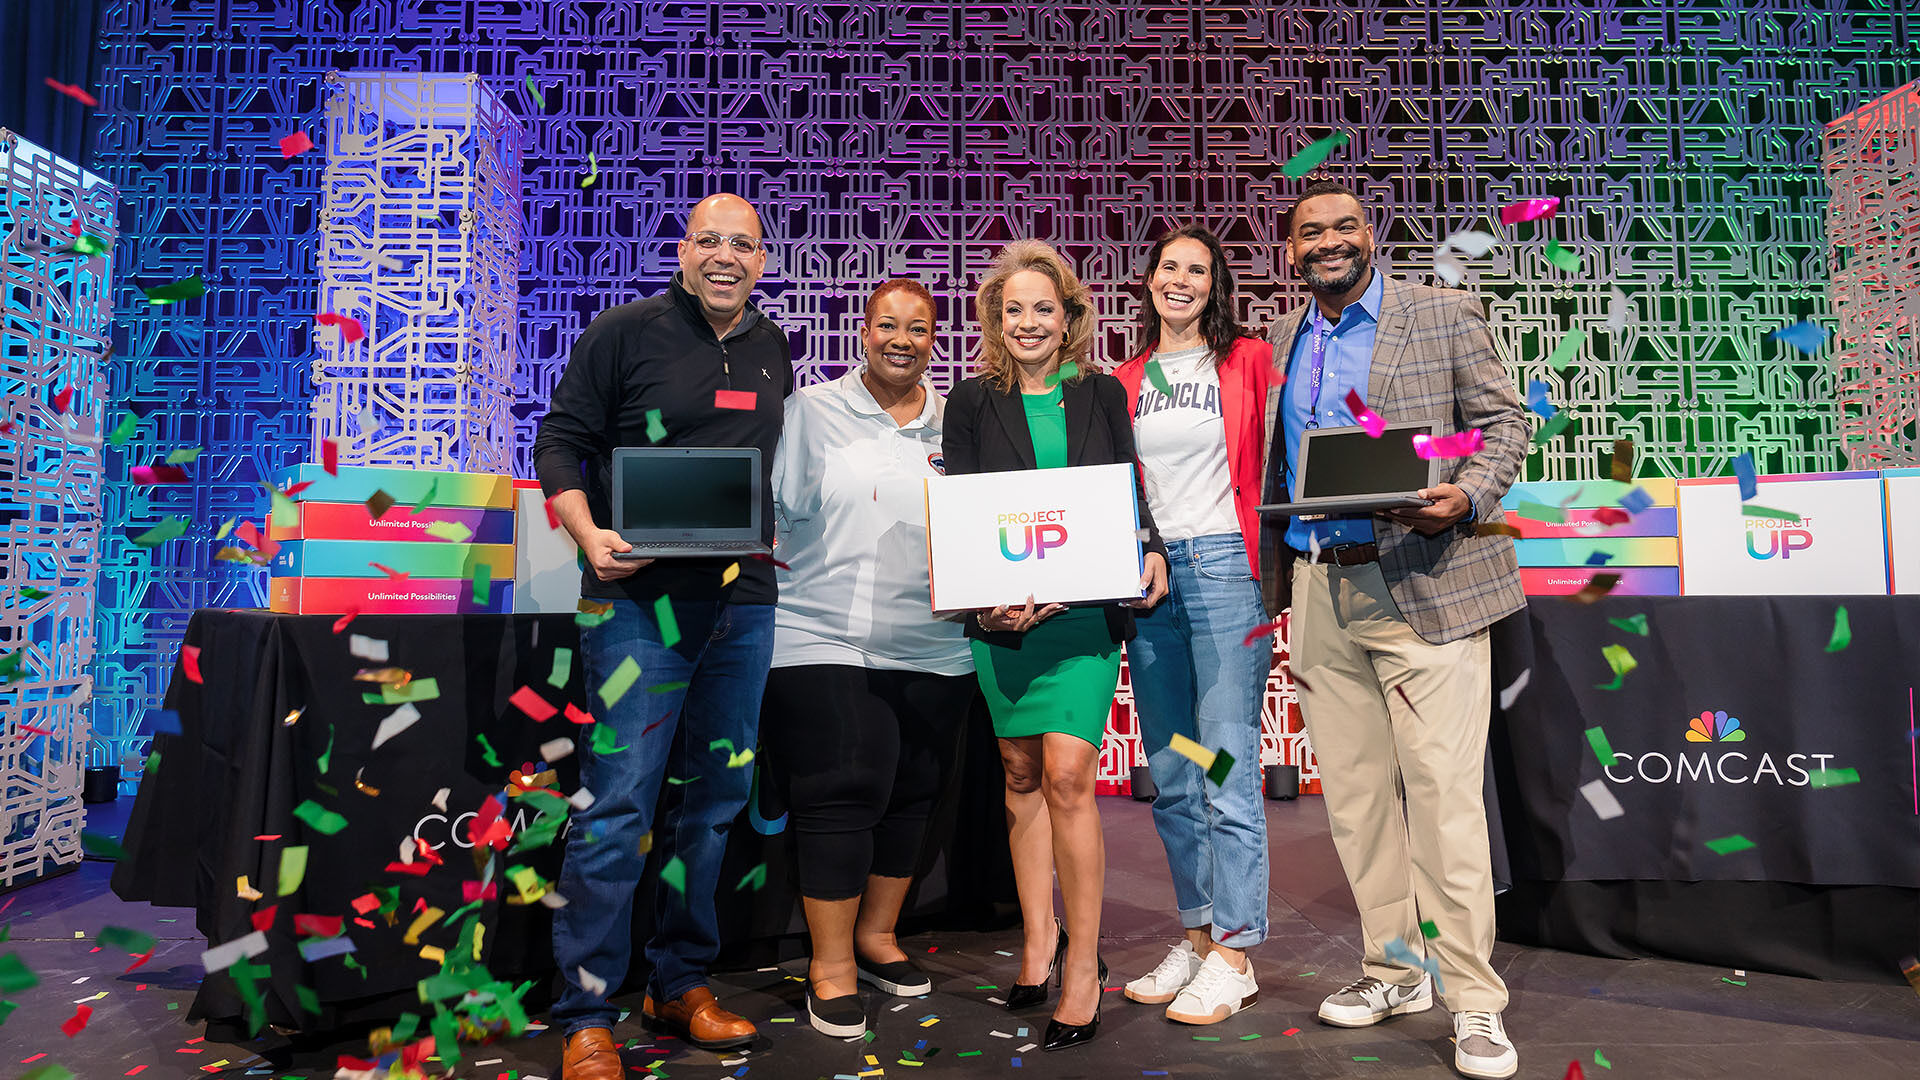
(281, 707, 304, 726)
(637, 831, 653, 854)
(418, 945, 446, 963)
(1168, 733, 1218, 772)
(237, 875, 263, 901)
(353, 666, 414, 687)
(721, 561, 740, 586)
(353, 768, 381, 797)
(402, 906, 445, 945)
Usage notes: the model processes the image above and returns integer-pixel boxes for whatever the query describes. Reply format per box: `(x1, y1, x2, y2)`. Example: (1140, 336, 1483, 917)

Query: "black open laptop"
(609, 446, 771, 558)
(1258, 421, 1441, 517)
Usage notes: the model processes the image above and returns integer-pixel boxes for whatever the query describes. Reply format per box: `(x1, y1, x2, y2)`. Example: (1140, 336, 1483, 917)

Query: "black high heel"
(1004, 917, 1066, 1010)
(1042, 957, 1107, 1051)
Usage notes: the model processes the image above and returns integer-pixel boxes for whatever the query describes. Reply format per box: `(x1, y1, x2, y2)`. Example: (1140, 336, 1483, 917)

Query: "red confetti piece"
(62, 1003, 93, 1037)
(1241, 619, 1284, 647)
(123, 949, 153, 978)
(250, 904, 278, 931)
(462, 880, 499, 902)
(331, 607, 360, 633)
(384, 860, 432, 876)
(747, 552, 792, 570)
(315, 312, 366, 343)
(1564, 1063, 1585, 1080)
(45, 78, 99, 106)
(127, 1063, 150, 1073)
(20, 724, 57, 736)
(564, 703, 595, 725)
(253, 834, 282, 841)
(1500, 196, 1561, 226)
(130, 464, 191, 485)
(544, 494, 562, 530)
(1592, 507, 1632, 526)
(322, 437, 339, 476)
(713, 389, 758, 411)
(1343, 389, 1387, 437)
(369, 562, 410, 580)
(278, 131, 315, 158)
(509, 685, 559, 722)
(284, 480, 314, 497)
(350, 893, 380, 914)
(1412, 428, 1486, 460)
(235, 521, 280, 563)
(181, 644, 204, 683)
(1282, 1027, 1300, 1036)
(67, 219, 83, 236)
(51, 385, 73, 413)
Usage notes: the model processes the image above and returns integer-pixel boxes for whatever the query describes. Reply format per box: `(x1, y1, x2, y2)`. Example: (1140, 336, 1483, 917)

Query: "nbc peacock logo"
(1686, 709, 1746, 743)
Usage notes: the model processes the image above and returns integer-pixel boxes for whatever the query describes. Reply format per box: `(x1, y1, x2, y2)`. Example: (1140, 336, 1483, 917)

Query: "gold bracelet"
(977, 611, 992, 631)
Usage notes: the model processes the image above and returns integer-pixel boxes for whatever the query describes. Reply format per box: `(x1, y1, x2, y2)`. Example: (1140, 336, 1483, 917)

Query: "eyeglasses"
(686, 231, 765, 255)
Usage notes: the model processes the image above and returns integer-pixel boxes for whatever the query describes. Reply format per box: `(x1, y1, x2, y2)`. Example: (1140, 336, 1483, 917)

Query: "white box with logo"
(925, 462, 1144, 611)
(1885, 468, 1920, 594)
(513, 484, 585, 613)
(1676, 471, 1889, 595)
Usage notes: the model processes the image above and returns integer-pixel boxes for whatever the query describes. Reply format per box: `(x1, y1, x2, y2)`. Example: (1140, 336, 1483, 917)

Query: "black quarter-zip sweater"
(533, 273, 792, 606)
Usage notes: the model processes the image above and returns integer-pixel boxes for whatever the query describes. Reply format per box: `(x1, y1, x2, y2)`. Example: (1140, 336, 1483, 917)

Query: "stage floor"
(8, 797, 1918, 1078)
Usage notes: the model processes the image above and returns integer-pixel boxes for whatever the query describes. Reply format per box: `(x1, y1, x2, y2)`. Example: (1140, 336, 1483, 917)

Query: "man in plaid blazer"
(1258, 181, 1528, 1080)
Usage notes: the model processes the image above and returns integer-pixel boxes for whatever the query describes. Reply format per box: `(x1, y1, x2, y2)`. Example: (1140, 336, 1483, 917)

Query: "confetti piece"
(1043, 360, 1080, 388)
(722, 561, 740, 586)
(107, 411, 140, 446)
(1441, 229, 1499, 257)
(1474, 522, 1523, 539)
(1543, 239, 1583, 273)
(1808, 767, 1860, 788)
(1898, 956, 1920, 996)
(564, 703, 594, 725)
(540, 737, 576, 762)
(1616, 487, 1655, 515)
(277, 130, 316, 158)
(1205, 748, 1236, 785)
(714, 389, 758, 411)
(1280, 131, 1349, 178)
(659, 855, 687, 893)
(1168, 733, 1218, 773)
(201, 930, 269, 972)
(1240, 618, 1283, 647)
(736, 863, 768, 891)
(0, 953, 38, 992)
(316, 312, 366, 343)
(1594, 644, 1637, 690)
(424, 519, 474, 542)
(131, 516, 190, 547)
(1342, 389, 1386, 437)
(1412, 428, 1485, 460)
(1524, 382, 1555, 418)
(655, 595, 681, 647)
(1500, 196, 1560, 226)
(1144, 358, 1174, 397)
(410, 476, 439, 513)
(141, 274, 206, 304)
(1610, 438, 1635, 483)
(1607, 614, 1649, 636)
(598, 656, 642, 708)
(1731, 452, 1758, 501)
(292, 800, 348, 835)
(1579, 779, 1625, 819)
(179, 644, 204, 683)
(548, 647, 574, 689)
(472, 563, 491, 605)
(524, 75, 546, 110)
(590, 723, 626, 755)
(1739, 503, 1800, 522)
(1516, 500, 1567, 524)
(1593, 1050, 1612, 1070)
(645, 408, 668, 443)
(277, 844, 310, 894)
(1824, 606, 1850, 652)
(20, 1064, 73, 1080)
(1565, 1064, 1585, 1080)
(1544, 328, 1586, 371)
(1532, 410, 1573, 446)
(370, 561, 410, 580)
(579, 151, 599, 188)
(45, 77, 98, 106)
(1431, 250, 1468, 286)
(98, 926, 156, 954)
(1498, 668, 1530, 710)
(370, 703, 421, 750)
(348, 633, 389, 662)
(1566, 572, 1621, 604)
(1584, 726, 1615, 768)
(1705, 834, 1755, 855)
(1769, 320, 1828, 355)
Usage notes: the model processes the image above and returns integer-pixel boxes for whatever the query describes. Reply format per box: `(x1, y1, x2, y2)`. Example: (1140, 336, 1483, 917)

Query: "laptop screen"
(618, 453, 754, 531)
(1300, 426, 1433, 498)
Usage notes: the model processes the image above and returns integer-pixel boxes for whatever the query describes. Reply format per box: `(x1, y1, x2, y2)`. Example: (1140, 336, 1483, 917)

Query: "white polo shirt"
(770, 367, 973, 675)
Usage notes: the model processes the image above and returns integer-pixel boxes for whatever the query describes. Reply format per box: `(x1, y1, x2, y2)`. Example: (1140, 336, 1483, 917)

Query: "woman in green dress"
(941, 239, 1170, 1051)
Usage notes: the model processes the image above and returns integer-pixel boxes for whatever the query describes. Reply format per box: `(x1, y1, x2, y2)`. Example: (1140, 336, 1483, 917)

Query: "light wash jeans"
(1128, 533, 1271, 949)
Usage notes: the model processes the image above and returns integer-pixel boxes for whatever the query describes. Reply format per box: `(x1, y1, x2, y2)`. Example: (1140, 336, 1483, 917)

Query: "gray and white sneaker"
(1452, 1010, 1517, 1079)
(1316, 972, 1433, 1027)
(1123, 941, 1205, 1005)
(1164, 951, 1259, 1025)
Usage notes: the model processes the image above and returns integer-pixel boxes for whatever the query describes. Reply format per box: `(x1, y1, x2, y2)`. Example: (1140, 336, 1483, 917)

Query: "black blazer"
(942, 371, 1169, 648)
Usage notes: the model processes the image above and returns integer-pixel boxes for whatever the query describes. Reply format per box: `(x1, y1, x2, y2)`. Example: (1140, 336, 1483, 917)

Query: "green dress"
(970, 384, 1124, 746)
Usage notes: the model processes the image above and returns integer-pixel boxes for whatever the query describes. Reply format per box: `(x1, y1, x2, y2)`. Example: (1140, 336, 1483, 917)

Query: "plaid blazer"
(1257, 274, 1529, 644)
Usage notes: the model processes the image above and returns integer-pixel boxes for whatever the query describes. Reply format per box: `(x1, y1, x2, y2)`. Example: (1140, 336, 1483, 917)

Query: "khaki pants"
(1290, 557, 1507, 1013)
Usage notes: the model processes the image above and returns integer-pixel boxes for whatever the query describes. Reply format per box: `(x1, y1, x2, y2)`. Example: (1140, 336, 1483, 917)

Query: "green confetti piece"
(1594, 1049, 1612, 1069)
(1353, 1055, 1380, 1061)
(575, 606, 615, 628)
(1809, 767, 1860, 788)
(589, 723, 627, 755)
(1192, 1035, 1221, 1041)
(1239, 1033, 1262, 1041)
(1419, 919, 1439, 940)
(20, 1064, 75, 1080)
(549, 647, 573, 688)
(165, 446, 203, 464)
(292, 799, 348, 835)
(131, 516, 190, 547)
(19, 587, 50, 600)
(598, 655, 642, 708)
(1281, 131, 1350, 177)
(296, 984, 321, 1016)
(1516, 499, 1566, 524)
(80, 830, 125, 859)
(645, 408, 667, 443)
(580, 151, 598, 188)
(1607, 613, 1650, 636)
(142, 274, 206, 304)
(665, 775, 701, 786)
(411, 477, 440, 514)
(1705, 834, 1755, 855)
(1043, 360, 1080, 388)
(1205, 747, 1236, 785)
(71, 232, 109, 255)
(98, 926, 156, 954)
(1739, 503, 1800, 522)
(0, 952, 40, 992)
(735, 863, 767, 891)
(265, 482, 300, 528)
(1722, 976, 1747, 986)
(476, 733, 502, 767)
(424, 519, 473, 542)
(1531, 409, 1573, 445)
(1544, 328, 1586, 371)
(379, 677, 441, 703)
(708, 738, 734, 755)
(1584, 726, 1615, 767)
(659, 855, 686, 893)
(957, 1050, 982, 1057)
(1144, 358, 1173, 397)
(472, 563, 491, 605)
(1824, 605, 1850, 652)
(1543, 239, 1583, 273)
(649, 681, 689, 693)
(316, 723, 334, 775)
(523, 75, 545, 111)
(1594, 643, 1638, 690)
(278, 845, 309, 895)
(107, 411, 140, 446)
(0, 998, 16, 1025)
(654, 595, 680, 648)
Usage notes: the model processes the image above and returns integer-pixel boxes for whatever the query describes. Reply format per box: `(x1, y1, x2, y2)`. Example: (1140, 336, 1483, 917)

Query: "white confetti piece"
(1433, 250, 1467, 286)
(201, 929, 269, 973)
(348, 634, 389, 662)
(568, 787, 595, 811)
(1441, 229, 1499, 258)
(1498, 668, 1531, 711)
(1579, 778, 1625, 820)
(431, 786, 450, 812)
(370, 703, 421, 749)
(577, 966, 608, 997)
(1605, 287, 1633, 333)
(540, 737, 575, 763)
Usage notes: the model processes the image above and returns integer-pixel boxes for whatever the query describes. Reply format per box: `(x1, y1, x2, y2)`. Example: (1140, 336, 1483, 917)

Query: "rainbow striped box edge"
(1519, 567, 1681, 596)
(269, 540, 517, 580)
(270, 576, 514, 614)
(1501, 477, 1677, 511)
(1513, 537, 1680, 567)
(276, 464, 517, 510)
(268, 501, 518, 544)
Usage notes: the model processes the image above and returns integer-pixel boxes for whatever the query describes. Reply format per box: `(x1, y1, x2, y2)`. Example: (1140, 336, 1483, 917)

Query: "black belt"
(1305, 542, 1380, 566)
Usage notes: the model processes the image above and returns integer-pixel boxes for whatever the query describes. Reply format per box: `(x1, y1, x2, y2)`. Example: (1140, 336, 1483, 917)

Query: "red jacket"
(1113, 336, 1276, 577)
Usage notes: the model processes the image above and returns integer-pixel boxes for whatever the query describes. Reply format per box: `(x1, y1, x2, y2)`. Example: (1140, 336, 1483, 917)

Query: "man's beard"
(1301, 246, 1370, 294)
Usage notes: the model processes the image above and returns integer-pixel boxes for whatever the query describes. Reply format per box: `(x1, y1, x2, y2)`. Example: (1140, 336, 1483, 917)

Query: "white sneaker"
(1453, 1010, 1517, 1079)
(1123, 941, 1205, 1005)
(1164, 951, 1259, 1025)
(1316, 972, 1433, 1027)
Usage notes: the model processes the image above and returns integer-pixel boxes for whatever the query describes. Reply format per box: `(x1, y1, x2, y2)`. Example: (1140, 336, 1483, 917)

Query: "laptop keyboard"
(632, 541, 761, 551)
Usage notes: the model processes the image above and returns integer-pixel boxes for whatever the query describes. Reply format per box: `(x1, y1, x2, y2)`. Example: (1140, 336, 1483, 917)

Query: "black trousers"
(759, 664, 973, 900)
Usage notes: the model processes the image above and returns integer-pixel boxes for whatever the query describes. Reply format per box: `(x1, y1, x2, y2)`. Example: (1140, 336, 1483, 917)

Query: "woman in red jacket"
(1111, 225, 1276, 1026)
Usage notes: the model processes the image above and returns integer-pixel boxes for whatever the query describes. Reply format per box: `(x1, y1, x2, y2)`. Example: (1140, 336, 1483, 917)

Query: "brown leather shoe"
(641, 986, 757, 1050)
(561, 1027, 623, 1080)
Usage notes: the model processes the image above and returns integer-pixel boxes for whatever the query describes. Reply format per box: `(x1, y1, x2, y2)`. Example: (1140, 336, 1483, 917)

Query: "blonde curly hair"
(973, 239, 1096, 392)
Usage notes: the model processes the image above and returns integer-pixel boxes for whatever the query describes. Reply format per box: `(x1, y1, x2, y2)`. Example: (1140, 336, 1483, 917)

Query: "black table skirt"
(111, 610, 1016, 1033)
(1489, 596, 1920, 983)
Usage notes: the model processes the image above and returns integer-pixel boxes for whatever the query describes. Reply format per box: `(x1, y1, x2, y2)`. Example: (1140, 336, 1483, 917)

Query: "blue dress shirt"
(1282, 269, 1384, 551)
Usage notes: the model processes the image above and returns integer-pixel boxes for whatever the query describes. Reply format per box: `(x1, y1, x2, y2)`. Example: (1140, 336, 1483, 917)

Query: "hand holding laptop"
(1382, 482, 1473, 536)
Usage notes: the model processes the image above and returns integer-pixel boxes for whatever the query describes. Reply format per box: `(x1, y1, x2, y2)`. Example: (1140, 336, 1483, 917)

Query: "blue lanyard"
(1304, 306, 1331, 429)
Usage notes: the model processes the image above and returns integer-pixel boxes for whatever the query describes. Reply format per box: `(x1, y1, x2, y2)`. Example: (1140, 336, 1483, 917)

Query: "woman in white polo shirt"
(760, 279, 974, 1040)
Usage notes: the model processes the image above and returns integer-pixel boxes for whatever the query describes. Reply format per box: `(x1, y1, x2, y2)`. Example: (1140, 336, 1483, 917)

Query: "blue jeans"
(551, 598, 775, 1035)
(1128, 533, 1271, 949)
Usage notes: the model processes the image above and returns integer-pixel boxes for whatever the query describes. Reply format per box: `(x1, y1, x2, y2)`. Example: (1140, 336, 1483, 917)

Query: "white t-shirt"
(769, 368, 973, 675)
(1134, 344, 1240, 542)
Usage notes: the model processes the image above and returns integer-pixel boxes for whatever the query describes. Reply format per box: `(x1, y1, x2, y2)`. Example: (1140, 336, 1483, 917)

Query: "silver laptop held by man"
(609, 447, 771, 558)
(1258, 421, 1441, 517)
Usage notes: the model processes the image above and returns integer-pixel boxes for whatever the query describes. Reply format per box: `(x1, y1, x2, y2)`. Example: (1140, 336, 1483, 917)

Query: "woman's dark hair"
(1131, 225, 1247, 367)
